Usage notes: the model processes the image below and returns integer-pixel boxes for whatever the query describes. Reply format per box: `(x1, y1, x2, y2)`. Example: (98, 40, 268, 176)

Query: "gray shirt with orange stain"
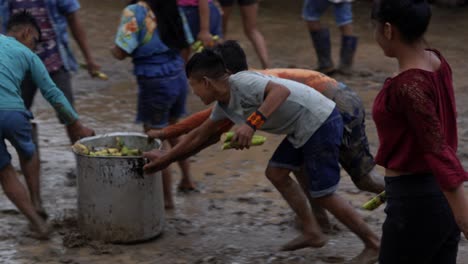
(210, 71, 336, 148)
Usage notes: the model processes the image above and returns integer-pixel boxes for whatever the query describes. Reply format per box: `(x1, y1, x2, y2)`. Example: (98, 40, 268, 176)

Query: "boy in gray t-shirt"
(143, 50, 379, 262)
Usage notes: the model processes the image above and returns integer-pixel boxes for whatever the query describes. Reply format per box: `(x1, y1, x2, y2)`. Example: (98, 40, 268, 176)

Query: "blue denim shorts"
(302, 0, 353, 26)
(180, 2, 223, 42)
(269, 108, 343, 198)
(136, 71, 188, 129)
(0, 111, 35, 170)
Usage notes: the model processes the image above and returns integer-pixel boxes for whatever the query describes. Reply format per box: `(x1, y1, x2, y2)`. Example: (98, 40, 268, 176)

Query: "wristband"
(246, 110, 267, 131)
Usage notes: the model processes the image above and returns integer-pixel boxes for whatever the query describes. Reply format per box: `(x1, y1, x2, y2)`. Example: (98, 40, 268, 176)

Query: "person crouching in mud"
(143, 49, 380, 263)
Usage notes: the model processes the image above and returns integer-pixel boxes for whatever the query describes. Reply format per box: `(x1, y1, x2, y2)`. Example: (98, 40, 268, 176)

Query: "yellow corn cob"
(362, 191, 386, 210)
(221, 131, 235, 142)
(191, 35, 220, 53)
(71, 143, 90, 155)
(222, 135, 267, 150)
(79, 63, 109, 80)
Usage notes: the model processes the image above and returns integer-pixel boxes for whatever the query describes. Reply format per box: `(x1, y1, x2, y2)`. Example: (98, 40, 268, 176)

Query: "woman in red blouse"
(371, 0, 468, 263)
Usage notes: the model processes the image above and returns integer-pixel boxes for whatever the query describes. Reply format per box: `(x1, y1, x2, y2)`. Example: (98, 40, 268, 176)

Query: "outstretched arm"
(143, 118, 226, 173)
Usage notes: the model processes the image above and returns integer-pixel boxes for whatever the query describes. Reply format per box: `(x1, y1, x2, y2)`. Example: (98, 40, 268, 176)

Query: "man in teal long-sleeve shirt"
(0, 11, 93, 239)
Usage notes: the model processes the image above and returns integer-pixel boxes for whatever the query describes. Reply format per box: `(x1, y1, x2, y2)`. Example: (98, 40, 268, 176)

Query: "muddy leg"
(315, 193, 380, 263)
(0, 164, 50, 239)
(18, 152, 47, 219)
(266, 166, 327, 251)
(293, 169, 331, 231)
(168, 136, 196, 192)
(161, 141, 175, 209)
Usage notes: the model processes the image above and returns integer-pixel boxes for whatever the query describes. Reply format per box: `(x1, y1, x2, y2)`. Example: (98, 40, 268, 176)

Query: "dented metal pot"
(74, 132, 163, 243)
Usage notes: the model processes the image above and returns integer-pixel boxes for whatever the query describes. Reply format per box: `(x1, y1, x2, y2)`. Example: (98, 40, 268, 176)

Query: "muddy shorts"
(218, 0, 257, 7)
(332, 84, 375, 182)
(0, 111, 35, 170)
(380, 173, 460, 264)
(302, 0, 353, 26)
(269, 108, 343, 198)
(21, 67, 73, 124)
(136, 71, 188, 129)
(180, 2, 223, 41)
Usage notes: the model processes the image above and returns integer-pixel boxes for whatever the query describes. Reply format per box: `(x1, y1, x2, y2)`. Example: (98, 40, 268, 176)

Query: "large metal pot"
(73, 132, 163, 243)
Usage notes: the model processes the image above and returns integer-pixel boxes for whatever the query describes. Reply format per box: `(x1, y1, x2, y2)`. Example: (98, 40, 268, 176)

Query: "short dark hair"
(371, 0, 431, 43)
(213, 40, 248, 74)
(186, 49, 228, 79)
(6, 10, 42, 39)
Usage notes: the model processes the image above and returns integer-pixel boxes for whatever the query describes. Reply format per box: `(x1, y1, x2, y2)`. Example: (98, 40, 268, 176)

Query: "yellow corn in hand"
(221, 132, 267, 150)
(362, 191, 386, 210)
(79, 63, 108, 80)
(191, 35, 220, 53)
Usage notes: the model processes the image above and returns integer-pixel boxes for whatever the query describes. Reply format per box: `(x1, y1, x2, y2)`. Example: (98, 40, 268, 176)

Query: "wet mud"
(0, 0, 467, 263)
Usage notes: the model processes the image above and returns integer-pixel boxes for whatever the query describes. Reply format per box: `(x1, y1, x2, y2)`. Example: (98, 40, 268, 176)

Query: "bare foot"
(177, 182, 199, 193)
(280, 233, 327, 251)
(345, 247, 379, 264)
(294, 215, 338, 234)
(35, 206, 48, 220)
(29, 222, 52, 240)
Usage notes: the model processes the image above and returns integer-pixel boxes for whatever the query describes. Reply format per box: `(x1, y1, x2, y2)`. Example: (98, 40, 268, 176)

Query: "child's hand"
(197, 30, 213, 47)
(232, 124, 255, 150)
(67, 120, 95, 143)
(143, 149, 169, 174)
(146, 129, 166, 141)
(86, 60, 101, 78)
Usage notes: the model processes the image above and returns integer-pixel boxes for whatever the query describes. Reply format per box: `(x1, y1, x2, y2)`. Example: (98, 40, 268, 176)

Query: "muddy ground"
(1, 0, 467, 263)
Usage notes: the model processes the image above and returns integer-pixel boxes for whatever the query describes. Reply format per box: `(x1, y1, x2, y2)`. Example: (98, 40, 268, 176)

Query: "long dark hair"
(130, 0, 188, 50)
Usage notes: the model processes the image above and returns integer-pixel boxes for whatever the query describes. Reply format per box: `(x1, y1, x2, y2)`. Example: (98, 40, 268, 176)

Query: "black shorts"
(218, 0, 257, 7)
(379, 173, 460, 264)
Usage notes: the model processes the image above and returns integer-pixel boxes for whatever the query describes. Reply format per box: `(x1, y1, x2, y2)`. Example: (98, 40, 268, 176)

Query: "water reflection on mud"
(0, 0, 467, 263)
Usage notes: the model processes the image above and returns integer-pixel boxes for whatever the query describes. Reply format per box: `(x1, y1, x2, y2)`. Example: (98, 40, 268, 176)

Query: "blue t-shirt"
(0, 35, 78, 124)
(114, 2, 192, 77)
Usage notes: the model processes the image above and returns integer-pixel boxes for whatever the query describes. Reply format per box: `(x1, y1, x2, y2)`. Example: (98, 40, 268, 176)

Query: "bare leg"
(315, 194, 380, 263)
(160, 140, 175, 209)
(306, 20, 321, 32)
(167, 136, 196, 192)
(0, 164, 50, 239)
(293, 170, 331, 231)
(265, 166, 327, 251)
(144, 125, 175, 209)
(240, 3, 270, 69)
(339, 23, 353, 36)
(221, 5, 233, 36)
(18, 152, 47, 219)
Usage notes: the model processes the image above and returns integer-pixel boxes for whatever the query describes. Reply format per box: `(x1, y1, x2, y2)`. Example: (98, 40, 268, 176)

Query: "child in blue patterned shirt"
(111, 0, 195, 209)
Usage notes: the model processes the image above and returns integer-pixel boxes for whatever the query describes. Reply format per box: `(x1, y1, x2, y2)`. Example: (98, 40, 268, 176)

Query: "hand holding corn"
(362, 191, 386, 211)
(191, 35, 220, 53)
(221, 131, 267, 150)
(79, 63, 108, 80)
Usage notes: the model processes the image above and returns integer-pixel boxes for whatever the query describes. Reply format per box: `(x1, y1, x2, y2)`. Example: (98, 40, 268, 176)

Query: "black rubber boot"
(338, 35, 358, 75)
(310, 28, 335, 75)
